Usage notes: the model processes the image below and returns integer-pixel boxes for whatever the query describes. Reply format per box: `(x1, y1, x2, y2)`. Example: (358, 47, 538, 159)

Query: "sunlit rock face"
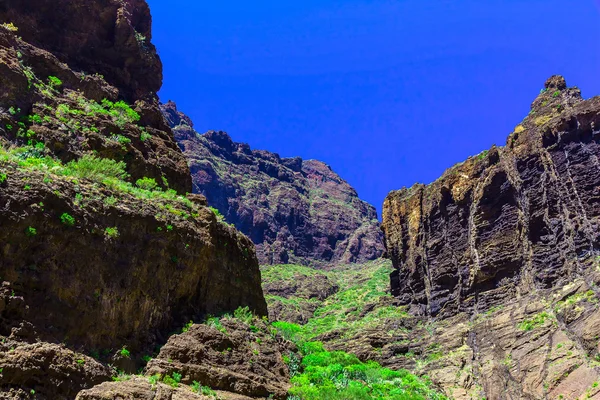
(381, 76, 600, 399)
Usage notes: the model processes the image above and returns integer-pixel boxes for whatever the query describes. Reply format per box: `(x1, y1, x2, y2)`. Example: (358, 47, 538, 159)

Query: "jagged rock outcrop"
(75, 317, 295, 400)
(0, 0, 190, 194)
(0, 1, 267, 398)
(162, 101, 384, 266)
(146, 318, 294, 399)
(381, 76, 600, 399)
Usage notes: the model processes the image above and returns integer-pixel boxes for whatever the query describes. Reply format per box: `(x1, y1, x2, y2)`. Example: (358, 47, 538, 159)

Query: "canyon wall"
(163, 101, 384, 266)
(381, 76, 600, 399)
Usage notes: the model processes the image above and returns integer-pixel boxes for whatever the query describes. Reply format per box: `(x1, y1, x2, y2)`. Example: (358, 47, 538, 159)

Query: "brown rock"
(161, 101, 384, 266)
(0, 161, 267, 355)
(0, 341, 112, 399)
(381, 76, 600, 399)
(75, 377, 209, 400)
(382, 76, 600, 318)
(145, 318, 294, 400)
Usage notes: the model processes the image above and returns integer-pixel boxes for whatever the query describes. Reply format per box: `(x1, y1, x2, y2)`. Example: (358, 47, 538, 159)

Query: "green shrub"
(209, 206, 224, 221)
(234, 306, 254, 325)
(60, 213, 75, 226)
(119, 347, 130, 358)
(206, 316, 227, 334)
(47, 76, 62, 88)
(25, 226, 37, 237)
(181, 320, 194, 333)
(104, 227, 119, 239)
(140, 129, 151, 142)
(0, 172, 7, 184)
(1, 22, 18, 32)
(136, 177, 158, 191)
(519, 312, 551, 331)
(162, 372, 181, 388)
(289, 343, 447, 400)
(272, 321, 302, 342)
(64, 155, 128, 181)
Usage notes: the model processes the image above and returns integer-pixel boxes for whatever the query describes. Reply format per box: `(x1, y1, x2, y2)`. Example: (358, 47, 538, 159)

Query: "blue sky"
(147, 0, 600, 216)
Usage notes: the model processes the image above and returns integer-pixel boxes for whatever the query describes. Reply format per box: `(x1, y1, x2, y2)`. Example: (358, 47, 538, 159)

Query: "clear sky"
(147, 0, 600, 216)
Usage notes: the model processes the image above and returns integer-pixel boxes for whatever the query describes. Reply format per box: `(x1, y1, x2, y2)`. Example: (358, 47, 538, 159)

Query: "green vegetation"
(47, 76, 62, 88)
(274, 326, 446, 399)
(191, 381, 219, 398)
(162, 372, 182, 388)
(148, 374, 161, 385)
(25, 226, 37, 237)
(119, 347, 131, 358)
(0, 172, 6, 183)
(181, 320, 194, 333)
(136, 177, 158, 191)
(209, 206, 224, 221)
(64, 155, 128, 181)
(234, 306, 254, 325)
(554, 290, 598, 313)
(262, 261, 408, 342)
(60, 212, 75, 226)
(518, 312, 552, 331)
(1, 22, 18, 32)
(140, 128, 152, 142)
(104, 227, 119, 239)
(0, 144, 197, 220)
(206, 316, 227, 334)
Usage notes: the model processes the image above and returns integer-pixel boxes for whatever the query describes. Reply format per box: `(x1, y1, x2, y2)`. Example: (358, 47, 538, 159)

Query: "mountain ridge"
(162, 100, 385, 267)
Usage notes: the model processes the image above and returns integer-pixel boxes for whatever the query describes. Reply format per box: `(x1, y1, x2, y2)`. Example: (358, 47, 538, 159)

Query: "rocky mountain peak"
(162, 102, 384, 266)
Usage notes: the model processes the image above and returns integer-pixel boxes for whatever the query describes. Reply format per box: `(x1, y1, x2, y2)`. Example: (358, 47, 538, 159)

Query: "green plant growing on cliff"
(206, 316, 227, 334)
(104, 227, 119, 239)
(60, 212, 75, 226)
(519, 312, 552, 331)
(1, 22, 18, 32)
(191, 381, 218, 397)
(0, 173, 6, 184)
(234, 306, 254, 325)
(136, 177, 158, 191)
(148, 374, 161, 385)
(181, 320, 194, 333)
(162, 372, 181, 388)
(47, 76, 62, 89)
(119, 347, 131, 358)
(209, 206, 225, 221)
(25, 226, 37, 237)
(140, 128, 151, 142)
(286, 339, 447, 400)
(64, 155, 128, 181)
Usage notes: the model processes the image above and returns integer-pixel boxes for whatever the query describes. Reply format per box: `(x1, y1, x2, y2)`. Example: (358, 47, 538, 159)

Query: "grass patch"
(519, 312, 552, 331)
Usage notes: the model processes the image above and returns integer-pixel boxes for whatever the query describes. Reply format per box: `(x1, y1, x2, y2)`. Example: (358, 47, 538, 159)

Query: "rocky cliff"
(162, 101, 384, 266)
(381, 76, 600, 399)
(0, 1, 268, 398)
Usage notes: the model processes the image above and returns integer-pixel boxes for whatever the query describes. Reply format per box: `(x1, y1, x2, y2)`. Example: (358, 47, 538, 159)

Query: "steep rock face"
(382, 76, 600, 318)
(162, 101, 384, 266)
(0, 167, 267, 352)
(0, 1, 190, 194)
(381, 76, 600, 398)
(0, 1, 267, 398)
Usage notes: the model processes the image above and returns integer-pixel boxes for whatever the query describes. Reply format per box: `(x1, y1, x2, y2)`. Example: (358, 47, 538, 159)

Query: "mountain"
(380, 75, 600, 399)
(162, 101, 384, 266)
(0, 1, 266, 398)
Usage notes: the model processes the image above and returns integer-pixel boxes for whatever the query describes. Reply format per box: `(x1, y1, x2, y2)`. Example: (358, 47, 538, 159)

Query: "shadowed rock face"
(0, 1, 267, 398)
(162, 101, 385, 266)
